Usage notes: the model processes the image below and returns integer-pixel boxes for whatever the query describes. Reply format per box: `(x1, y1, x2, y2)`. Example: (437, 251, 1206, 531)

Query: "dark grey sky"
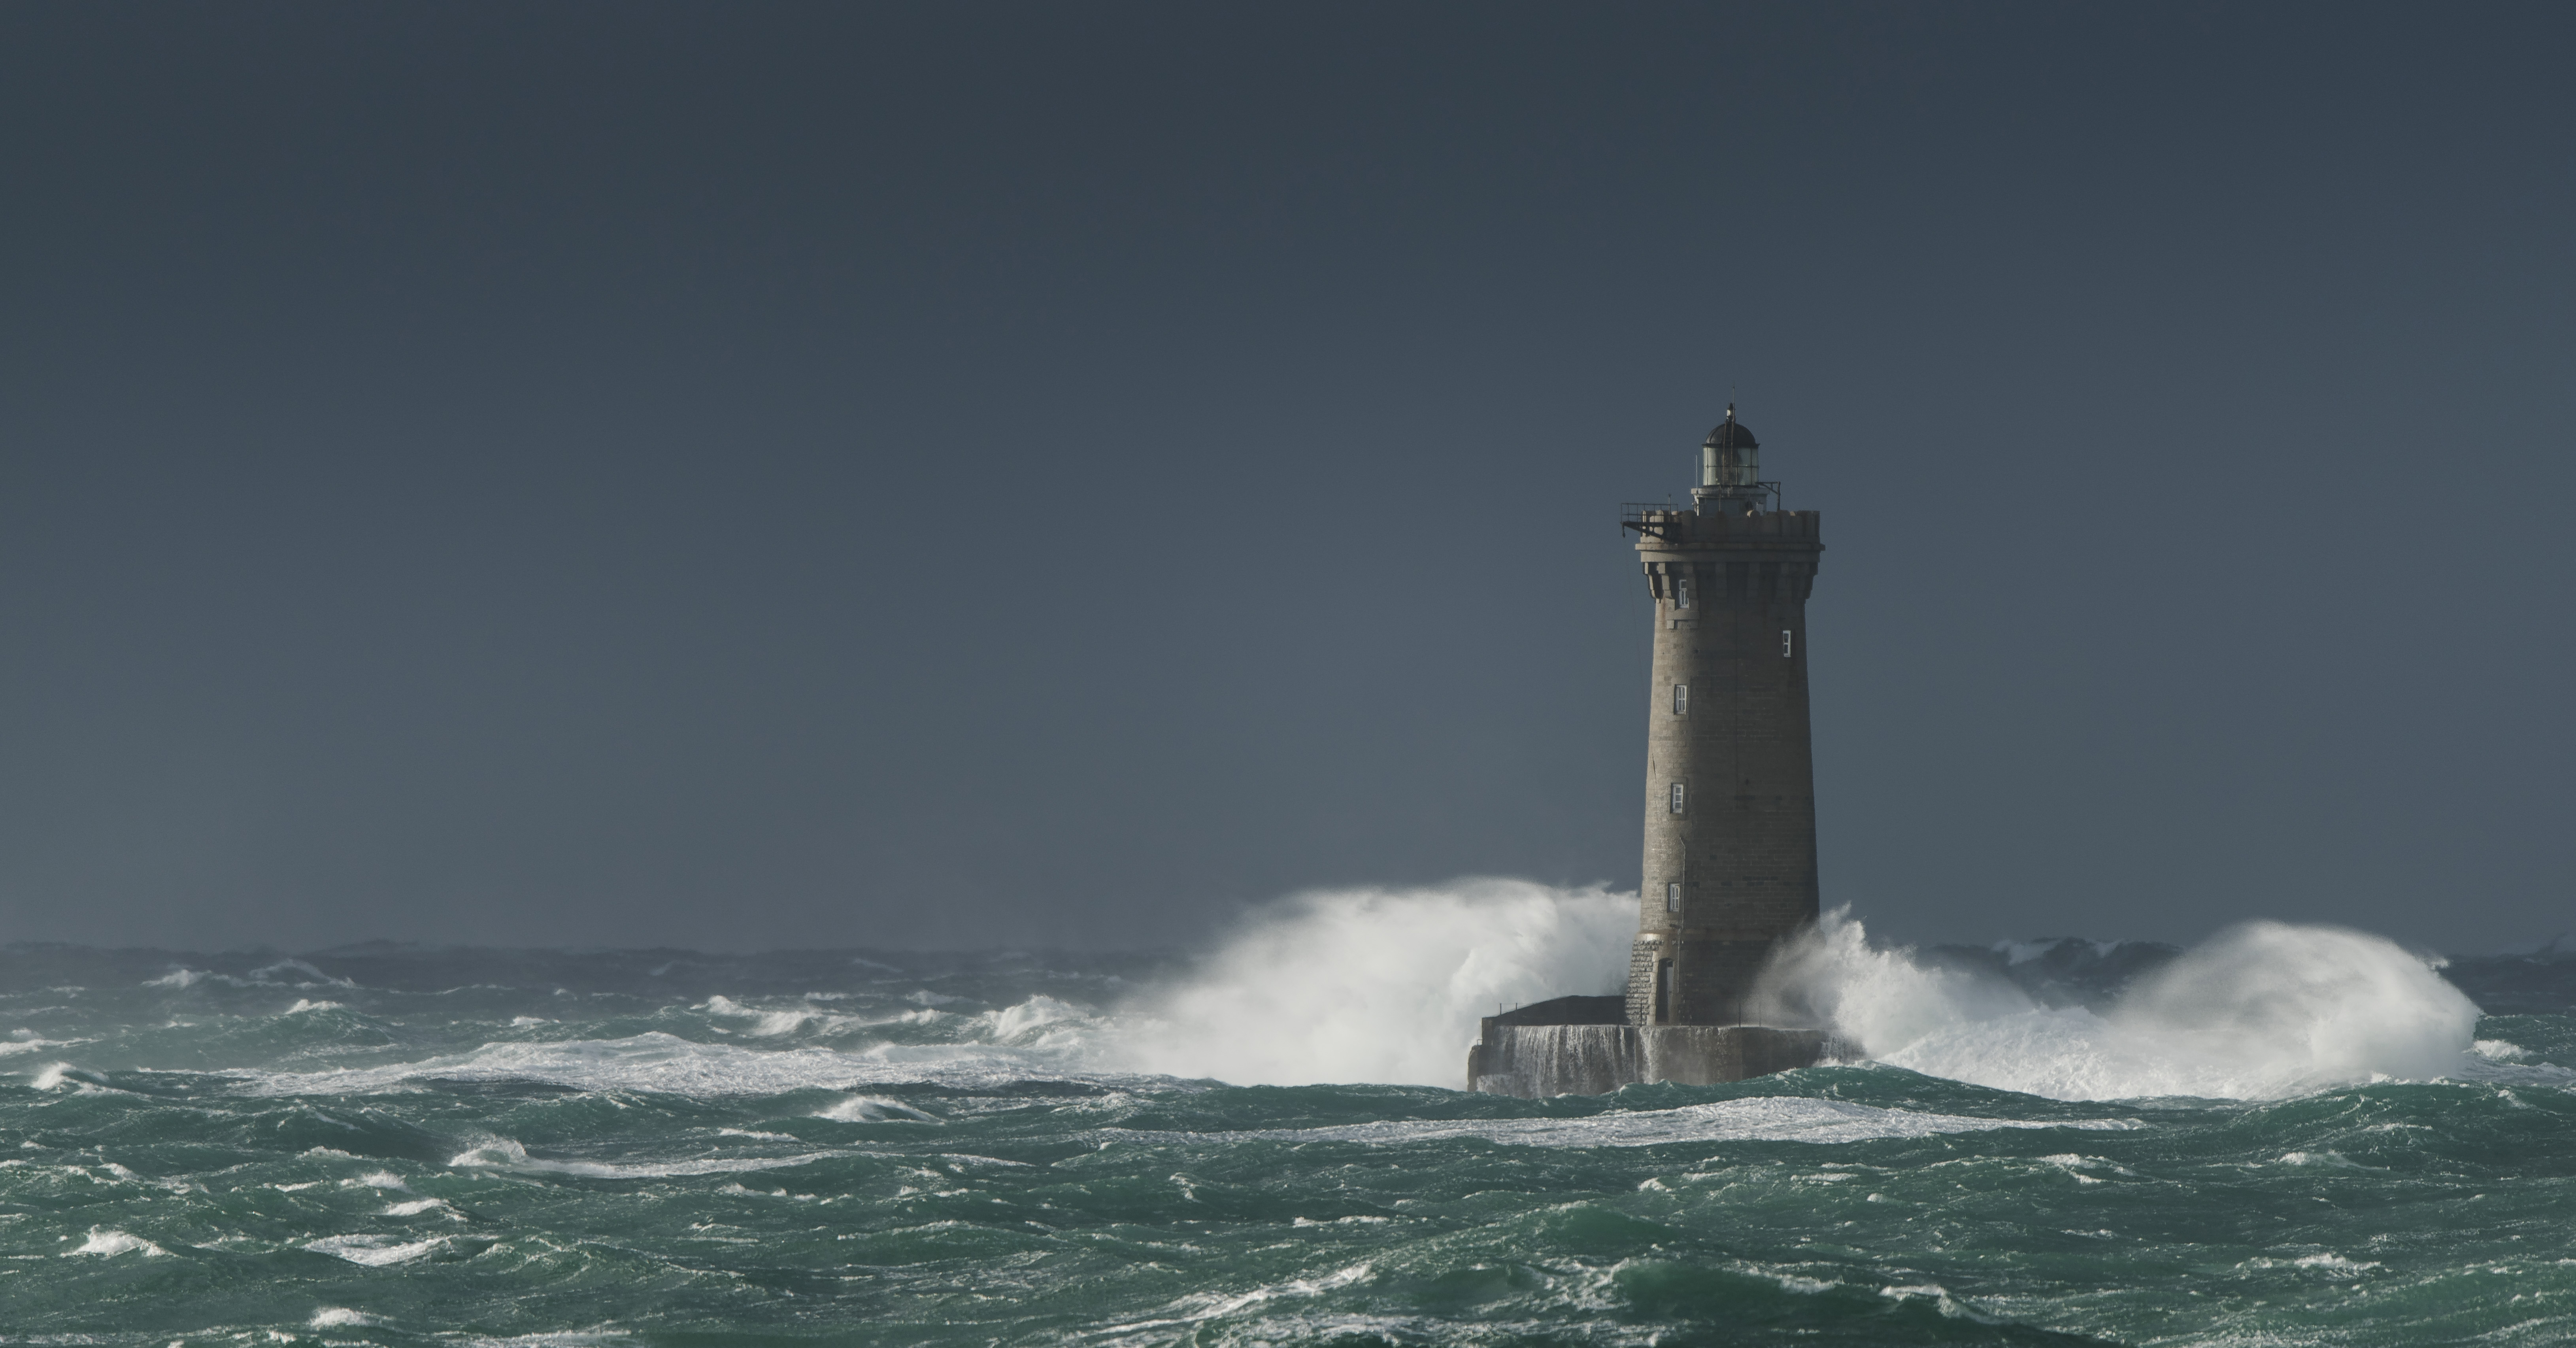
(3, 3, 2570, 954)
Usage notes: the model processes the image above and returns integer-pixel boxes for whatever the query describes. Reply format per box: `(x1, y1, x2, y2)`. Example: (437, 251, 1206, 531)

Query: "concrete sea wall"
(1468, 1023, 1841, 1097)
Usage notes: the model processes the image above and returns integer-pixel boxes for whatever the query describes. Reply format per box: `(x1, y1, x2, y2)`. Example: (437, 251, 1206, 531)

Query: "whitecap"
(458, 1331, 632, 1347)
(69, 1227, 168, 1257)
(703, 996, 818, 1037)
(447, 1136, 848, 1178)
(304, 1234, 445, 1266)
(986, 996, 1086, 1044)
(310, 1308, 377, 1328)
(234, 1030, 1155, 1098)
(1095, 1262, 1375, 1336)
(250, 959, 355, 988)
(2237, 1252, 2384, 1277)
(813, 1095, 940, 1123)
(30, 1062, 92, 1091)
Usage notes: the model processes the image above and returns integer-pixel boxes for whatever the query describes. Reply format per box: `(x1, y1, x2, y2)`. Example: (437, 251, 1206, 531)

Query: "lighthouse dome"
(1703, 415, 1757, 450)
(1700, 405, 1760, 489)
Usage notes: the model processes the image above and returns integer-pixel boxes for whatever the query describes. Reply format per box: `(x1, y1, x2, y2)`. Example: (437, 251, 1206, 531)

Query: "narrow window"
(1781, 628, 1794, 658)
(1673, 576, 1690, 609)
(1672, 683, 1688, 716)
(1668, 782, 1686, 814)
(1664, 881, 1681, 914)
(1656, 959, 1675, 1022)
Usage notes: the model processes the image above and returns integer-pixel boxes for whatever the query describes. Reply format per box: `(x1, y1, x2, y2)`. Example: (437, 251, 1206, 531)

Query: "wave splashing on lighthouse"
(1, 914, 2565, 1347)
(1755, 909, 2493, 1099)
(1106, 882, 2521, 1101)
(1117, 879, 1632, 1086)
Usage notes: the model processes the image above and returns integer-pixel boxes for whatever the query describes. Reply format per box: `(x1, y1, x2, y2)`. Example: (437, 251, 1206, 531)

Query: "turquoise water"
(3, 942, 2570, 1346)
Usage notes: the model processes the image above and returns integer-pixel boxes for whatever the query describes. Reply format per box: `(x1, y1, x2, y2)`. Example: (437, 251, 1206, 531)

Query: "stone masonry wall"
(1628, 508, 1823, 1027)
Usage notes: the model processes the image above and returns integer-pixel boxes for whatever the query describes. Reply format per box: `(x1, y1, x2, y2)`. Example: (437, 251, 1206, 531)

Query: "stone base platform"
(1465, 997, 1841, 1096)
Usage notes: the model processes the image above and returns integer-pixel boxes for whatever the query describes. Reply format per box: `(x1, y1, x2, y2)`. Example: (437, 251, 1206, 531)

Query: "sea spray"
(1118, 879, 1631, 1086)
(0, 936, 2566, 1344)
(1754, 910, 2485, 1099)
(2118, 920, 2480, 1084)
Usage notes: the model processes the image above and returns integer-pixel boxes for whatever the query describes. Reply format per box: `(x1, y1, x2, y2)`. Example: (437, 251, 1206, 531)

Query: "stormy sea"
(4, 883, 2570, 1347)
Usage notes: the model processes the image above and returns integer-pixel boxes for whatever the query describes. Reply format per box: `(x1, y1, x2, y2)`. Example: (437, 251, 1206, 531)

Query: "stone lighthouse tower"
(1622, 406, 1823, 1027)
(1461, 406, 1834, 1095)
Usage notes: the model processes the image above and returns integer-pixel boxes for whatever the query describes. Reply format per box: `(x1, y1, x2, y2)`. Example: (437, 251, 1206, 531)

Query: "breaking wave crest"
(1754, 910, 2488, 1100)
(18, 883, 2536, 1104)
(1112, 879, 1632, 1087)
(1, 908, 2563, 1348)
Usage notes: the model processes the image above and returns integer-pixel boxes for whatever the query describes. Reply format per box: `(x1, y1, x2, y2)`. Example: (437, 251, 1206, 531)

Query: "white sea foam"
(236, 1029, 1141, 1097)
(815, 1095, 941, 1122)
(144, 968, 206, 988)
(447, 1136, 847, 1178)
(311, 1308, 378, 1328)
(250, 959, 355, 987)
(68, 1227, 168, 1257)
(1112, 1096, 2134, 1149)
(304, 1233, 445, 1266)
(1095, 1261, 1378, 1338)
(459, 1332, 632, 1347)
(704, 995, 819, 1037)
(1116, 879, 1632, 1087)
(986, 995, 1086, 1045)
(1755, 911, 2486, 1101)
(30, 1062, 97, 1091)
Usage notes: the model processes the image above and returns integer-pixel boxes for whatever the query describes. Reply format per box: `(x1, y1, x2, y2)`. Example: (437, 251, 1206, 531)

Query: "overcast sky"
(2, 3, 2569, 955)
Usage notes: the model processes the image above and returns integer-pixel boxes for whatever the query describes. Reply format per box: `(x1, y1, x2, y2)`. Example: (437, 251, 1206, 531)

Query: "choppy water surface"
(2, 906, 2571, 1346)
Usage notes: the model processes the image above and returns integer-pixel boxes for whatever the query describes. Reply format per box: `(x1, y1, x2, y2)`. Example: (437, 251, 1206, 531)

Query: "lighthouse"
(1464, 406, 1838, 1095)
(1624, 406, 1825, 1026)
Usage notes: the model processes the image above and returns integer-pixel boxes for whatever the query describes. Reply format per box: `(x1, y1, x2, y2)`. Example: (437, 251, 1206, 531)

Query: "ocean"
(3, 883, 2570, 1346)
